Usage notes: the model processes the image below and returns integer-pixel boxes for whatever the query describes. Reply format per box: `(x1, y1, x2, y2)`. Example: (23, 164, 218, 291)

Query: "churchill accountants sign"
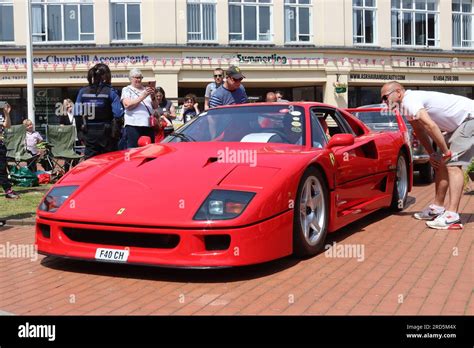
(0, 54, 150, 65)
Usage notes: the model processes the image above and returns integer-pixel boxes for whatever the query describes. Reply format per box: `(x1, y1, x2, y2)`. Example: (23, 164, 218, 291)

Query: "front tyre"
(293, 167, 329, 257)
(391, 152, 409, 211)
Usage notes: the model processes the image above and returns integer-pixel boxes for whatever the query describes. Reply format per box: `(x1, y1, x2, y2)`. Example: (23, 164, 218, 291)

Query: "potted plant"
(333, 82, 347, 94)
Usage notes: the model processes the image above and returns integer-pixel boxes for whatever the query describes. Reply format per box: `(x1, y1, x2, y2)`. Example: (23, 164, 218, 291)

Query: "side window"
(310, 108, 330, 148)
(310, 112, 327, 148)
(312, 107, 354, 139)
(339, 109, 365, 136)
(333, 110, 356, 136)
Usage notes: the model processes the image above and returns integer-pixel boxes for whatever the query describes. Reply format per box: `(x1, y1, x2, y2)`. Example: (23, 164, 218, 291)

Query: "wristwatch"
(442, 150, 452, 160)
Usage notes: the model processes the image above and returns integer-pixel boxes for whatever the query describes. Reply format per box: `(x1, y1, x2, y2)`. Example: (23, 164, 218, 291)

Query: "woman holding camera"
(121, 68, 159, 148)
(0, 103, 19, 199)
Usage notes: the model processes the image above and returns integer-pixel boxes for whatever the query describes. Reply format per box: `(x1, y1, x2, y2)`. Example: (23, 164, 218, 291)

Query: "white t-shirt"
(121, 85, 154, 127)
(67, 111, 75, 126)
(402, 90, 474, 132)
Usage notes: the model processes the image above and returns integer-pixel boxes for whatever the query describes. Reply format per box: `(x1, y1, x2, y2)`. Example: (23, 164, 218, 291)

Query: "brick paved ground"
(0, 180, 472, 315)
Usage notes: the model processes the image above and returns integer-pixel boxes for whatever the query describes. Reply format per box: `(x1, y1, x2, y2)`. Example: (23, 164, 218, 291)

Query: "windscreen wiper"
(169, 133, 196, 142)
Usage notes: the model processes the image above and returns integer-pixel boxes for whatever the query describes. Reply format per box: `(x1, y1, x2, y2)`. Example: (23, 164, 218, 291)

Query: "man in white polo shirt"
(381, 81, 473, 230)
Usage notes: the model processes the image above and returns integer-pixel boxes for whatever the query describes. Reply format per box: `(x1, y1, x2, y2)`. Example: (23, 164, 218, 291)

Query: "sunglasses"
(230, 77, 243, 82)
(133, 76, 143, 79)
(381, 89, 396, 102)
(214, 74, 223, 78)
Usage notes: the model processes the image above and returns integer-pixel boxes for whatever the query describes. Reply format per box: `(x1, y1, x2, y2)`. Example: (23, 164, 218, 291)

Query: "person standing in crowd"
(275, 90, 289, 102)
(75, 63, 123, 159)
(381, 81, 473, 230)
(265, 92, 277, 102)
(204, 68, 224, 110)
(121, 68, 158, 148)
(182, 93, 200, 123)
(153, 87, 176, 139)
(59, 99, 75, 126)
(0, 103, 19, 199)
(209, 66, 248, 108)
(155, 87, 176, 122)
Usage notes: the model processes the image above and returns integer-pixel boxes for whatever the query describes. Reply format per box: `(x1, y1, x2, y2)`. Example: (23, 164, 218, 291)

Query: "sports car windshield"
(165, 105, 307, 145)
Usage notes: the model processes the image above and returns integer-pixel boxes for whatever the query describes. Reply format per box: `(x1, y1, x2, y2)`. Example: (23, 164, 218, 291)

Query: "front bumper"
(35, 212, 293, 268)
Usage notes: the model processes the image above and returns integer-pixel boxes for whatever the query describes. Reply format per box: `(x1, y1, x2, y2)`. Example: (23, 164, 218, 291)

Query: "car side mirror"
(327, 134, 354, 148)
(137, 136, 152, 147)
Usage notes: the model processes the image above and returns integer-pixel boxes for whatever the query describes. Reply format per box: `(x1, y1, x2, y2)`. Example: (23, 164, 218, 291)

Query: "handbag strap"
(127, 86, 153, 115)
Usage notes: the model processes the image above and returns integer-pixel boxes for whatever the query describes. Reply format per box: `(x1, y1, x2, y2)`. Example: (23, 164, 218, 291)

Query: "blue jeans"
(123, 125, 155, 149)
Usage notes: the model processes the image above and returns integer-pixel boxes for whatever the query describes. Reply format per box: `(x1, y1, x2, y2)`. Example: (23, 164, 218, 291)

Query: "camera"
(0, 101, 7, 109)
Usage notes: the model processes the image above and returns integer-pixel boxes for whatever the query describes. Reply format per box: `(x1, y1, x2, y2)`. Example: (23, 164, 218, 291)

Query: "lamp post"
(25, 0, 35, 125)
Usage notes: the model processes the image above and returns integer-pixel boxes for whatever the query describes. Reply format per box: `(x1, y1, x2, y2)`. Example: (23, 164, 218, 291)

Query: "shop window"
(187, 0, 216, 42)
(422, 86, 474, 99)
(453, 0, 474, 48)
(0, 0, 14, 42)
(31, 0, 94, 43)
(284, 0, 311, 43)
(0, 88, 24, 125)
(353, 0, 376, 45)
(391, 0, 439, 47)
(229, 0, 272, 42)
(348, 86, 383, 108)
(111, 0, 141, 41)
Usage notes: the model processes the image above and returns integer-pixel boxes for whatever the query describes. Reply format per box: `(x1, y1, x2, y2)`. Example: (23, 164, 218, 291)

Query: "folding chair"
(45, 125, 83, 179)
(3, 124, 39, 171)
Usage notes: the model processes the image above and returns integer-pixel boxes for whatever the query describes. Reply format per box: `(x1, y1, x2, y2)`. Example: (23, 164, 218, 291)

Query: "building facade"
(0, 0, 473, 127)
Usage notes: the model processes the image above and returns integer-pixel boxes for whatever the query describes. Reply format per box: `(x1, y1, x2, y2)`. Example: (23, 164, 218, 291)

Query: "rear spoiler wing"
(344, 107, 408, 133)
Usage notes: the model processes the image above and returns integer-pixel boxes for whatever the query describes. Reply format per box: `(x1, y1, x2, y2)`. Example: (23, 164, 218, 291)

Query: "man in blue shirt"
(209, 66, 248, 108)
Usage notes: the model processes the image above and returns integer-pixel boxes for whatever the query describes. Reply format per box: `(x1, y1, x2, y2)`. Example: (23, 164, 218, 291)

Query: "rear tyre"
(419, 162, 434, 184)
(293, 167, 329, 257)
(391, 152, 409, 211)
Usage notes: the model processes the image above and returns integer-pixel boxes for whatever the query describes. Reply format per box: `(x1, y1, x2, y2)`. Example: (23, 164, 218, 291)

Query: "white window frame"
(391, 0, 439, 48)
(110, 0, 142, 43)
(0, 0, 14, 44)
(452, 0, 474, 49)
(229, 0, 273, 43)
(284, 0, 313, 44)
(187, 0, 217, 43)
(353, 0, 377, 46)
(31, 0, 95, 45)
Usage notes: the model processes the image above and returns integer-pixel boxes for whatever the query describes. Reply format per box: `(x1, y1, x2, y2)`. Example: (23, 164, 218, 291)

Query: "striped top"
(209, 85, 248, 108)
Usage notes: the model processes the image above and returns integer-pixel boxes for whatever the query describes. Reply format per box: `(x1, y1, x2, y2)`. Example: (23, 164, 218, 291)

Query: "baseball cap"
(226, 66, 245, 79)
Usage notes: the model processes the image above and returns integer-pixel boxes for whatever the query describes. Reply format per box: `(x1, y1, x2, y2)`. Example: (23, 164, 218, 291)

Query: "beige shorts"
(444, 117, 474, 167)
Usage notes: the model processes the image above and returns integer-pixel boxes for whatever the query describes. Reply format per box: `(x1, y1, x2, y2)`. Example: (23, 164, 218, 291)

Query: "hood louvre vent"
(138, 157, 157, 166)
(204, 157, 220, 167)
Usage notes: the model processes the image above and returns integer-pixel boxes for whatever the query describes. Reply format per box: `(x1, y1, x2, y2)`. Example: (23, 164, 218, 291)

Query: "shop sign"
(1, 54, 150, 65)
(236, 53, 289, 65)
(349, 73, 406, 80)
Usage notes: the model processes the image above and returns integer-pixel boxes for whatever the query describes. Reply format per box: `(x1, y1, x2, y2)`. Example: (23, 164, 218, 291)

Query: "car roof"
(209, 102, 337, 110)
